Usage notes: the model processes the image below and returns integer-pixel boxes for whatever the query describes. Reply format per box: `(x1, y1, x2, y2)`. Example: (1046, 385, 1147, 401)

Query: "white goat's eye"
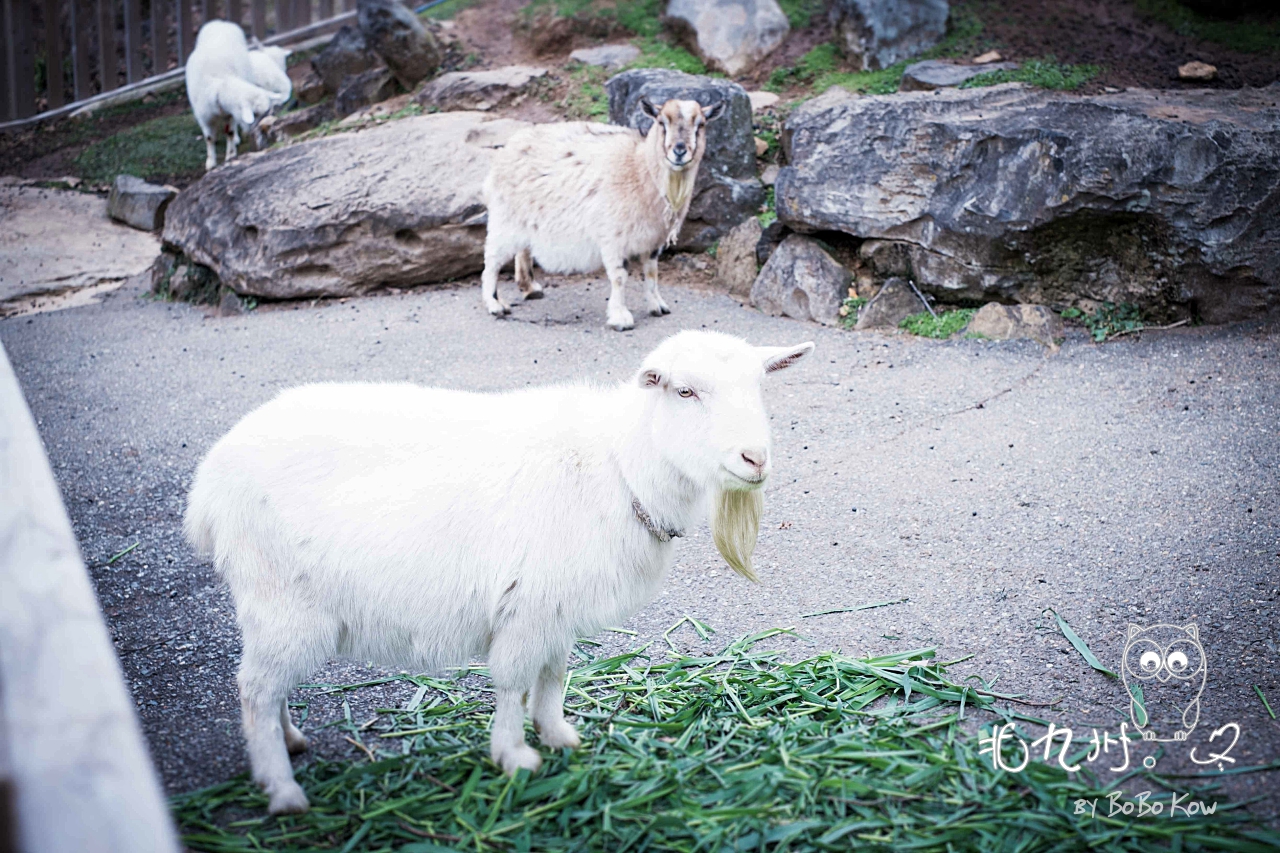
(1139, 651, 1161, 672)
(676, 387, 695, 398)
(1167, 650, 1189, 671)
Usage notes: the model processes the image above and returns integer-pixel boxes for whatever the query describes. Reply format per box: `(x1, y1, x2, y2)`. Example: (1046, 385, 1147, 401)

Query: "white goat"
(184, 330, 812, 814)
(481, 97, 726, 331)
(185, 21, 286, 171)
(247, 44, 293, 102)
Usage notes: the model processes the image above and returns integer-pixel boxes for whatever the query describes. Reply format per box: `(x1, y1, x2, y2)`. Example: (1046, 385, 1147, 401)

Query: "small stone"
(416, 66, 548, 112)
(750, 234, 851, 326)
(107, 174, 177, 232)
(760, 163, 779, 186)
(568, 44, 640, 69)
(854, 277, 923, 330)
(267, 102, 335, 142)
(754, 136, 769, 156)
(1178, 61, 1217, 82)
(972, 50, 1003, 64)
(715, 217, 762, 298)
(966, 302, 1063, 347)
(900, 59, 1018, 92)
(747, 90, 779, 112)
(216, 287, 247, 316)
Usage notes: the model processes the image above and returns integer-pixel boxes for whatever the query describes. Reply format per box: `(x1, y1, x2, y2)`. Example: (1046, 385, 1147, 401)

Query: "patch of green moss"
(1062, 302, 1146, 342)
(776, 0, 825, 29)
(564, 65, 611, 121)
(1133, 0, 1280, 53)
(900, 308, 977, 339)
(960, 59, 1100, 91)
(417, 0, 482, 20)
(521, 0, 662, 37)
(627, 38, 707, 74)
(757, 186, 777, 227)
(839, 296, 867, 329)
(75, 112, 206, 185)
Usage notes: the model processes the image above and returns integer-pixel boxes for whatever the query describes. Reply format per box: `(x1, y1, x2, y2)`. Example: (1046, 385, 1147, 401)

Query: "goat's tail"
(183, 469, 219, 560)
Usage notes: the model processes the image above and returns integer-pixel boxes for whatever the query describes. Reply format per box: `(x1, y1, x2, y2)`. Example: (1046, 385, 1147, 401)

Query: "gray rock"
(162, 112, 530, 300)
(335, 67, 398, 117)
(312, 25, 382, 94)
(664, 0, 790, 76)
(293, 67, 327, 104)
(750, 234, 851, 325)
(265, 102, 336, 143)
(357, 0, 443, 88)
(569, 44, 641, 68)
(854, 276, 922, 330)
(607, 68, 764, 250)
(900, 59, 1019, 91)
(966, 302, 1064, 346)
(756, 220, 786, 266)
(778, 84, 1280, 322)
(416, 66, 548, 111)
(829, 0, 949, 71)
(780, 86, 856, 160)
(107, 175, 177, 232)
(748, 90, 779, 112)
(715, 217, 762, 297)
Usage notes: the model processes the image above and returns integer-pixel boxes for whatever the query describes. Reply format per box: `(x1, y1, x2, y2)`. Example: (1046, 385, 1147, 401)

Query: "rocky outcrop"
(777, 84, 1280, 322)
(311, 25, 383, 94)
(900, 59, 1018, 91)
(107, 175, 176, 232)
(357, 0, 442, 88)
(829, 0, 948, 71)
(162, 113, 530, 300)
(750, 234, 850, 325)
(416, 66, 548, 111)
(664, 0, 789, 76)
(607, 68, 764, 250)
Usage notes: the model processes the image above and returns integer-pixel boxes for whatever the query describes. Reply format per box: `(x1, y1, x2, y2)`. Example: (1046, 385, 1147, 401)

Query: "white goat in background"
(185, 21, 287, 171)
(247, 43, 293, 102)
(185, 330, 813, 814)
(481, 97, 726, 330)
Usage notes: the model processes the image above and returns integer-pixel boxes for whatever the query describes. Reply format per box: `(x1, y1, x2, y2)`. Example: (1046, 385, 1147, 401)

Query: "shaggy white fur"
(184, 330, 812, 815)
(481, 97, 726, 330)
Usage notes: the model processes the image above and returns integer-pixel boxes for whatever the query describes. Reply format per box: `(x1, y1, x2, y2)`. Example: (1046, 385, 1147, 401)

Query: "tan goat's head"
(640, 97, 727, 172)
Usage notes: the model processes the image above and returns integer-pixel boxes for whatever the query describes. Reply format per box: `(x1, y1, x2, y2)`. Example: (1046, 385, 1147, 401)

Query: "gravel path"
(2, 273, 1277, 819)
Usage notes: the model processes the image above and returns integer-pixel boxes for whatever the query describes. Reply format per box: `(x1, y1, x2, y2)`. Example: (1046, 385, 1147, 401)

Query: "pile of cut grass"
(172, 629, 1278, 852)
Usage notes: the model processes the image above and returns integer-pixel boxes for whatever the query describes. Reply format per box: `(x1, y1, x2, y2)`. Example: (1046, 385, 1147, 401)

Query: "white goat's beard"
(711, 488, 763, 583)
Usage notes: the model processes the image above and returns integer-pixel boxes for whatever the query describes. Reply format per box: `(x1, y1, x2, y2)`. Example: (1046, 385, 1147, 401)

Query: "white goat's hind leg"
(481, 243, 513, 316)
(490, 687, 541, 774)
(226, 123, 241, 161)
(642, 252, 670, 316)
(197, 117, 218, 171)
(515, 249, 543, 300)
(280, 700, 308, 755)
(604, 253, 634, 331)
(531, 663, 579, 749)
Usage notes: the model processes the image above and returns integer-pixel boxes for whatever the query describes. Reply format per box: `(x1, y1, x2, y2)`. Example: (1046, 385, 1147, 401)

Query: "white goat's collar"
(632, 498, 683, 542)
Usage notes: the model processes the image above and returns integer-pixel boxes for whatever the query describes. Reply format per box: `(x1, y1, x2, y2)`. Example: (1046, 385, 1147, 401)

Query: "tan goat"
(480, 97, 726, 330)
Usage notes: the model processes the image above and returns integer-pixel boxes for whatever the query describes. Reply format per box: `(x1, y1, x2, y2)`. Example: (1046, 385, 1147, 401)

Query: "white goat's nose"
(740, 448, 767, 471)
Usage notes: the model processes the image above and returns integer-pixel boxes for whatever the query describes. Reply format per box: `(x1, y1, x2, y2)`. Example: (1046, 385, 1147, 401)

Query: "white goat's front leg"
(490, 687, 540, 774)
(604, 252, 634, 331)
(642, 250, 670, 316)
(530, 663, 580, 749)
(481, 243, 513, 317)
(280, 700, 309, 755)
(225, 122, 241, 162)
(515, 249, 543, 300)
(197, 117, 218, 171)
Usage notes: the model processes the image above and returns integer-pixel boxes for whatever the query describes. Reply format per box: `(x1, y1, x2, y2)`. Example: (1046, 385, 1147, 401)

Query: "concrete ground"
(2, 272, 1277, 821)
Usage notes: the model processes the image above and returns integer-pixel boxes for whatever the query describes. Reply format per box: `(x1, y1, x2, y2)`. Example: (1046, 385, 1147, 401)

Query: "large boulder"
(357, 0, 442, 88)
(311, 25, 383, 94)
(664, 0, 790, 76)
(777, 84, 1280, 322)
(607, 68, 764, 250)
(750, 234, 851, 325)
(829, 0, 949, 71)
(162, 113, 530, 300)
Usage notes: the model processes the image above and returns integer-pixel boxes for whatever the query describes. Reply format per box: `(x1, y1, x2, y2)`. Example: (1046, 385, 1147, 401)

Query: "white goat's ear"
(758, 342, 814, 373)
(638, 368, 663, 388)
(702, 100, 727, 122)
(639, 97, 660, 120)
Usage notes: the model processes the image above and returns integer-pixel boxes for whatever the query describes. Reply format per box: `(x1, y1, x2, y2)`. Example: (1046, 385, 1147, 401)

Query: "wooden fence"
(0, 0, 356, 123)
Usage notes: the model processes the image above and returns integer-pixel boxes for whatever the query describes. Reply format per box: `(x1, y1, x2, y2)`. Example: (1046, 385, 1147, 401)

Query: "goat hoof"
(537, 721, 581, 749)
(497, 744, 542, 775)
(487, 303, 511, 317)
(285, 731, 309, 755)
(266, 782, 310, 815)
(523, 289, 544, 300)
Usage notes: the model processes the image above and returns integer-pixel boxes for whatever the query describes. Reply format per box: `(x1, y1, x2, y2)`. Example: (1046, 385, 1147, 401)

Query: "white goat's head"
(637, 330, 813, 579)
(639, 97, 727, 171)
